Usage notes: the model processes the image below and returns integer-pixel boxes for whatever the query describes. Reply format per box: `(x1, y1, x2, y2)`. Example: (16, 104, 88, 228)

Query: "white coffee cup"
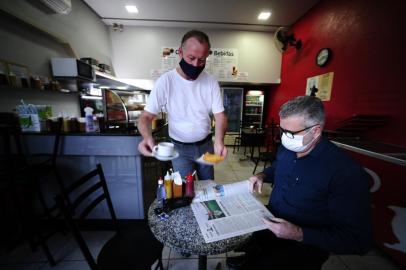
(153, 142, 175, 157)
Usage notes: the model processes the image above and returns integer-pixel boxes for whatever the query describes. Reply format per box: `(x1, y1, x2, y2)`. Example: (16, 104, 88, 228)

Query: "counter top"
(21, 123, 168, 137)
(332, 138, 406, 166)
(22, 130, 141, 136)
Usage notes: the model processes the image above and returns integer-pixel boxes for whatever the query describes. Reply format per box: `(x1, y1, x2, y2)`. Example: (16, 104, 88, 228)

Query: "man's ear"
(314, 125, 322, 136)
(178, 47, 183, 58)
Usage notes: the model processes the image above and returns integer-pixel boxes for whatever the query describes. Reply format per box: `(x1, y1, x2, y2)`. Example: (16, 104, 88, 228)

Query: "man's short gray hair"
(279, 96, 325, 128)
(181, 30, 211, 49)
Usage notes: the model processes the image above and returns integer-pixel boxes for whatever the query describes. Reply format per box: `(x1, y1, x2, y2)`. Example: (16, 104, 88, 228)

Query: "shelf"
(245, 104, 263, 107)
(54, 71, 149, 93)
(0, 85, 76, 94)
(95, 71, 145, 91)
(244, 113, 262, 116)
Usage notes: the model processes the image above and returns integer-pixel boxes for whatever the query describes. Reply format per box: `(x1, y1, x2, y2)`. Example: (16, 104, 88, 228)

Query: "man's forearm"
(138, 113, 153, 139)
(214, 112, 227, 142)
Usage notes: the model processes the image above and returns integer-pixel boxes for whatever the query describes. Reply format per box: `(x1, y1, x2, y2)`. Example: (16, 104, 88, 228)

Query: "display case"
(104, 89, 148, 131)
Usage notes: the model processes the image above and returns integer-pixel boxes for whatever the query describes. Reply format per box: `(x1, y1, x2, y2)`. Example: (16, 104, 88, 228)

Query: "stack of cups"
(172, 171, 183, 198)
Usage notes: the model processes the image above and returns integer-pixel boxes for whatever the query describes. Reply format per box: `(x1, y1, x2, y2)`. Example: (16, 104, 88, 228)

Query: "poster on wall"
(158, 47, 241, 81)
(305, 72, 334, 101)
(161, 47, 179, 73)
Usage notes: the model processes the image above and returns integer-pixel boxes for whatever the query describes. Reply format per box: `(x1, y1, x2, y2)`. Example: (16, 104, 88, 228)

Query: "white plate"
(152, 150, 179, 161)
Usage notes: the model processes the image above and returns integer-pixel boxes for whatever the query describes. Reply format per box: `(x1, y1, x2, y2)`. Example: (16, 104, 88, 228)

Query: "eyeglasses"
(279, 124, 319, 139)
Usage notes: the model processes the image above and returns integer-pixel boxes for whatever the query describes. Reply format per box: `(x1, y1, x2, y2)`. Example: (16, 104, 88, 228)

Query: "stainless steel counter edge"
(332, 141, 406, 167)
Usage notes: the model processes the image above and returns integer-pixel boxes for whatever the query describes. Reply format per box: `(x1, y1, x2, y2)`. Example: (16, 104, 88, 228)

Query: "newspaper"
(191, 180, 274, 243)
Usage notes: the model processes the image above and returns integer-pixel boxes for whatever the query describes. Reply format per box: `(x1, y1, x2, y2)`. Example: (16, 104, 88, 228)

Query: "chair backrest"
(50, 118, 63, 166)
(257, 121, 281, 154)
(55, 164, 118, 270)
(0, 112, 26, 171)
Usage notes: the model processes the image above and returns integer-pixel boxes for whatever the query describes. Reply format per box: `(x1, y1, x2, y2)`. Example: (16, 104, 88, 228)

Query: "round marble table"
(148, 200, 251, 270)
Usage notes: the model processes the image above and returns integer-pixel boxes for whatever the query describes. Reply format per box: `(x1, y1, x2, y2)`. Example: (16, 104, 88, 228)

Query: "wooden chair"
(55, 164, 164, 270)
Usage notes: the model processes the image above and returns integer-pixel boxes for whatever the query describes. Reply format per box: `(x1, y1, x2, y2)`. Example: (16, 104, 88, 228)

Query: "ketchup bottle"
(185, 172, 195, 198)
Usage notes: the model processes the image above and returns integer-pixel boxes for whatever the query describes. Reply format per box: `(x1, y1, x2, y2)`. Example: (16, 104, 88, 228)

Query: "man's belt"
(170, 134, 212, 146)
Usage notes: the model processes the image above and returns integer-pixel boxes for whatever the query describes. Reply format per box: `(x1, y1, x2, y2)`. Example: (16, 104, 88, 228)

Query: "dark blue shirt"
(263, 136, 372, 255)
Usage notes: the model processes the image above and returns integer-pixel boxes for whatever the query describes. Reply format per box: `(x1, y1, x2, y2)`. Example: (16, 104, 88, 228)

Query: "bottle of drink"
(156, 177, 166, 209)
(84, 107, 94, 132)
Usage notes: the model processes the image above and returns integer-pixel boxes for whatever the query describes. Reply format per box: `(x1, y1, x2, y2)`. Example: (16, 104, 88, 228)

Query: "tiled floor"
(0, 149, 403, 270)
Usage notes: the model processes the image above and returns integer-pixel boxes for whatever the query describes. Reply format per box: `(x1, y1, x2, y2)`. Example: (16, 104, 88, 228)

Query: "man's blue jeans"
(171, 139, 214, 180)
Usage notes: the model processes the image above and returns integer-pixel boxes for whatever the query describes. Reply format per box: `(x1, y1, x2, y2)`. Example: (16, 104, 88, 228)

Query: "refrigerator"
(243, 90, 265, 128)
(221, 87, 243, 133)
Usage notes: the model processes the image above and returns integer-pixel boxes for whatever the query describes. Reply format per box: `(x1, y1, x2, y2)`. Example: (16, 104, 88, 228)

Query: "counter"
(23, 133, 144, 219)
(332, 139, 406, 267)
(21, 124, 168, 220)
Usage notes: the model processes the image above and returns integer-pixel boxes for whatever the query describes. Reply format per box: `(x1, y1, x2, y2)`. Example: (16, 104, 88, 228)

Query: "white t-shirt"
(145, 69, 224, 142)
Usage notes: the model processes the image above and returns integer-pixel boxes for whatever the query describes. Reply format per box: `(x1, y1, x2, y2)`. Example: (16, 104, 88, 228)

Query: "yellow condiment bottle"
(164, 171, 173, 199)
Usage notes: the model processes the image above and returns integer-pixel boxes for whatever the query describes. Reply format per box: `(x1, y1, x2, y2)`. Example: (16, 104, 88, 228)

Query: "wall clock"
(316, 48, 332, 67)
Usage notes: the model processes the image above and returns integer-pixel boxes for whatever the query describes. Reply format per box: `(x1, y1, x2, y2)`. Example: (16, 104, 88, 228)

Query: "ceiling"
(83, 0, 320, 32)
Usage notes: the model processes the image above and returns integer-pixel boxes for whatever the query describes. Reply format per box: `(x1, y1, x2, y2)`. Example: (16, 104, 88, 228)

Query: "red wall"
(267, 0, 406, 147)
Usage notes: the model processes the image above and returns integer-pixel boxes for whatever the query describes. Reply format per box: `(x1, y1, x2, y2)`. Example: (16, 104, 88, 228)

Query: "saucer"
(152, 150, 179, 161)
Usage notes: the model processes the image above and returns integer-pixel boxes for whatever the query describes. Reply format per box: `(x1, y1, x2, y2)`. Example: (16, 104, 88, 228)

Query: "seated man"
(227, 96, 372, 270)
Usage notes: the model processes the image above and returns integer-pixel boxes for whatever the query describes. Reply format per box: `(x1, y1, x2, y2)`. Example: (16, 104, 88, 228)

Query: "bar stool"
(0, 112, 65, 265)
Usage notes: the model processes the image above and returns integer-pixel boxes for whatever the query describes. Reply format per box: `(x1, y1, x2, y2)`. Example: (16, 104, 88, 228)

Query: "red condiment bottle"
(185, 172, 195, 198)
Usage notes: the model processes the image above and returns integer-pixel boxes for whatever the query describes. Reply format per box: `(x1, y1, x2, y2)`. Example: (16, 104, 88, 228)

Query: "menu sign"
(159, 47, 240, 81)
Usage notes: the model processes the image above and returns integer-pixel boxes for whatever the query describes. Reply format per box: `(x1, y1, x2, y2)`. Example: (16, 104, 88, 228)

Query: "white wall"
(0, 0, 112, 116)
(110, 27, 281, 85)
(0, 0, 113, 70)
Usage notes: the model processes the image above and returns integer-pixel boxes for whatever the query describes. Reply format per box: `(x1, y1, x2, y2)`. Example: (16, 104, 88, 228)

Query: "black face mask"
(179, 58, 205, 80)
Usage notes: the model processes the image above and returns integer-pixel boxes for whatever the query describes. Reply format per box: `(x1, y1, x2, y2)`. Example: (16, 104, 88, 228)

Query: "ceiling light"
(125, 5, 138, 13)
(81, 95, 103, 100)
(258, 11, 271, 21)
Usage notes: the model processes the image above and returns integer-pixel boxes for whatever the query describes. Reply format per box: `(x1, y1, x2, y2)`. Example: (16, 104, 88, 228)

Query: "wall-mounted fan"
(273, 27, 302, 52)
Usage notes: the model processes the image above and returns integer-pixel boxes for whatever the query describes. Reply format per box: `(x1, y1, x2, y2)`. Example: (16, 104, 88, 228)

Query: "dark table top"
(148, 200, 251, 255)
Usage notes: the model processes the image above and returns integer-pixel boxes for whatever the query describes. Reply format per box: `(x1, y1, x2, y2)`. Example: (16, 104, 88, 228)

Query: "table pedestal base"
(198, 255, 207, 270)
(198, 255, 222, 270)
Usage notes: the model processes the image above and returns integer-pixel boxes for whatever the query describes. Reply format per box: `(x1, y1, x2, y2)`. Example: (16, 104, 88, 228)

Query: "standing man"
(138, 30, 227, 180)
(227, 96, 372, 269)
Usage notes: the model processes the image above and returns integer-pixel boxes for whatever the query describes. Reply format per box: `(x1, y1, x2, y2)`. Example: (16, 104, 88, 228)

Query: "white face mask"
(281, 128, 318, 153)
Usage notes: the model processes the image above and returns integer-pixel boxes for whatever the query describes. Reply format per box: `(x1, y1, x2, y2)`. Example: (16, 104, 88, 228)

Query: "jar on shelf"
(0, 70, 8, 86)
(8, 71, 18, 87)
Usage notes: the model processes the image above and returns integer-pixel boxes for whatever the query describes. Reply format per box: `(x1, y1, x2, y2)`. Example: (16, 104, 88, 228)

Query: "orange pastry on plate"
(202, 152, 225, 163)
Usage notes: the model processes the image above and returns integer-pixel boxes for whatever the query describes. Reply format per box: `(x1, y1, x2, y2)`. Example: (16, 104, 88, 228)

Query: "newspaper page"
(193, 180, 249, 202)
(191, 180, 274, 243)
